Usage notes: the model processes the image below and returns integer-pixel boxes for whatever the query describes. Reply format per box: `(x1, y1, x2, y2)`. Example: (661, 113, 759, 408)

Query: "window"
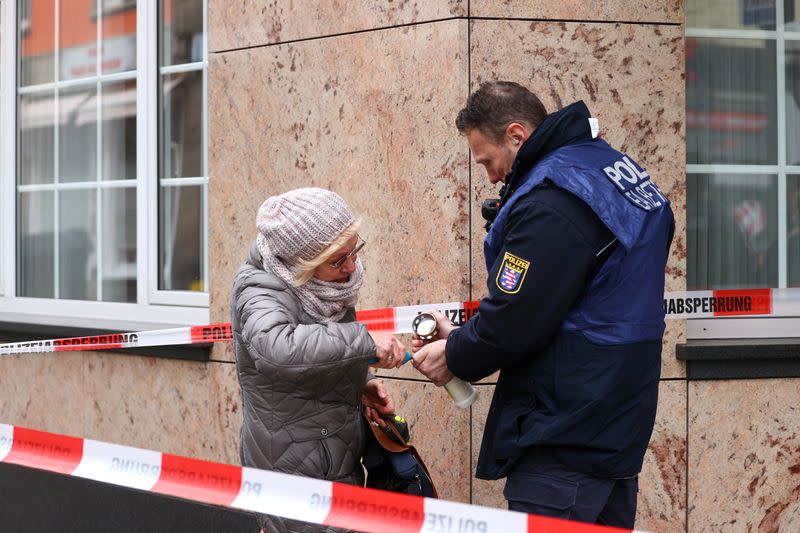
(157, 0, 207, 297)
(18, 0, 30, 34)
(93, 0, 137, 18)
(0, 0, 208, 329)
(0, 3, 4, 298)
(686, 0, 800, 337)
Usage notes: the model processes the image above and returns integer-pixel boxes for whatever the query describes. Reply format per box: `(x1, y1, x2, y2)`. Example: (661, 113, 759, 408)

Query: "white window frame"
(0, 1, 209, 331)
(0, 1, 6, 299)
(150, 0, 209, 306)
(686, 1, 800, 339)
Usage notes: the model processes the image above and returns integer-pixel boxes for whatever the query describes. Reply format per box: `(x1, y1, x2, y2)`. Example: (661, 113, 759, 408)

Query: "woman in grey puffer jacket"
(231, 188, 405, 533)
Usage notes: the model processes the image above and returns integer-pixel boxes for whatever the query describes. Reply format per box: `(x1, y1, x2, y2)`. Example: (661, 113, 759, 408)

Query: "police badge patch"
(496, 252, 530, 294)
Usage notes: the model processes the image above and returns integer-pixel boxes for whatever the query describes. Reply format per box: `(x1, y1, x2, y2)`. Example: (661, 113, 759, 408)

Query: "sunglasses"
(328, 237, 366, 269)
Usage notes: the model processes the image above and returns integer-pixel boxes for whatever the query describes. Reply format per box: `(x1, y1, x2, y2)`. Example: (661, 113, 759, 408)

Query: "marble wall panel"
(662, 112, 687, 379)
(206, 361, 243, 465)
(689, 380, 800, 533)
(471, 381, 685, 531)
(379, 378, 471, 503)
(0, 352, 86, 436)
(209, 21, 470, 361)
(469, 19, 686, 378)
(0, 352, 241, 466)
(637, 380, 687, 533)
(81, 353, 217, 461)
(470, 0, 683, 24)
(209, 1, 466, 52)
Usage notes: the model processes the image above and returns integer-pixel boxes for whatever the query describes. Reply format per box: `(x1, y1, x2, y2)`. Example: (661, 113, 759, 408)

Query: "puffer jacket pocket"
(320, 440, 333, 478)
(284, 404, 352, 443)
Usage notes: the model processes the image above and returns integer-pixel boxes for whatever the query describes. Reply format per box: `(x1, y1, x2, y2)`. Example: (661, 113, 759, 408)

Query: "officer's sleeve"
(445, 194, 610, 382)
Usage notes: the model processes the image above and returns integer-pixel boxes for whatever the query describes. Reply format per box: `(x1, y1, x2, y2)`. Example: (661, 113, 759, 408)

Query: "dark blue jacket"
(446, 102, 674, 480)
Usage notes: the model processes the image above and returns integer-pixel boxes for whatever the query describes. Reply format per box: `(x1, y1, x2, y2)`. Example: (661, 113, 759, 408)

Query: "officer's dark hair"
(455, 81, 548, 141)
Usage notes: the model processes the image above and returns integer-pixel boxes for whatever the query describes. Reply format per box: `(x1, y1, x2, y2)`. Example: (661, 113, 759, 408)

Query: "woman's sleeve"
(239, 289, 376, 372)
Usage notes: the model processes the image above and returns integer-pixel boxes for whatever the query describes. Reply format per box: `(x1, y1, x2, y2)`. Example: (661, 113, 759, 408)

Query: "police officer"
(411, 81, 674, 527)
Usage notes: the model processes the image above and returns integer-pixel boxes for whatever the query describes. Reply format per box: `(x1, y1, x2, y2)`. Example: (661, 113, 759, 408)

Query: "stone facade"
(3, 3, 799, 532)
(205, 3, 686, 531)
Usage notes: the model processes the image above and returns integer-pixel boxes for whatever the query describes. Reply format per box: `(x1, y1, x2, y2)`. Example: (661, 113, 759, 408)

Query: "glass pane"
(159, 185, 203, 291)
(161, 70, 203, 178)
(101, 1, 137, 74)
(686, 38, 777, 165)
(787, 41, 800, 166)
(789, 176, 800, 287)
(787, 0, 800, 30)
(59, 0, 97, 81)
(687, 0, 776, 30)
(59, 189, 97, 301)
(101, 187, 136, 302)
(687, 173, 778, 290)
(19, 0, 55, 86)
(59, 84, 98, 182)
(19, 91, 55, 185)
(1, 4, 2, 296)
(161, 0, 204, 66)
(101, 80, 136, 180)
(18, 191, 55, 298)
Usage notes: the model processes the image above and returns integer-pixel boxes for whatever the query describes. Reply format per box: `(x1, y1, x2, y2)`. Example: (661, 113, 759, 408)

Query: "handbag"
(361, 413, 438, 498)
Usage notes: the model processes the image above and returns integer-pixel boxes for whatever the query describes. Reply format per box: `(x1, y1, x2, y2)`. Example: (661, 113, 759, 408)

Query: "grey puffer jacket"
(231, 242, 376, 532)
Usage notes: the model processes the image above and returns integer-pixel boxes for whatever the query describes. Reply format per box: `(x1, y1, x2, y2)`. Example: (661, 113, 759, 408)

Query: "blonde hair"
(294, 218, 362, 285)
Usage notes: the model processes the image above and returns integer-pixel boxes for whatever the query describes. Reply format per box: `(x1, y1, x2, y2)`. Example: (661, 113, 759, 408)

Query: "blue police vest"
(484, 138, 673, 345)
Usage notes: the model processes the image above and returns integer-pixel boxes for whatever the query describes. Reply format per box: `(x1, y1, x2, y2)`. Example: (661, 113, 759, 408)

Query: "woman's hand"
(410, 310, 457, 353)
(362, 380, 395, 427)
(369, 332, 405, 369)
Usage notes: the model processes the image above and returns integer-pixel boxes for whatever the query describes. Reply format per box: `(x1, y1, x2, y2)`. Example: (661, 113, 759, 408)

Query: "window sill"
(0, 297, 209, 331)
(0, 321, 211, 361)
(676, 338, 800, 379)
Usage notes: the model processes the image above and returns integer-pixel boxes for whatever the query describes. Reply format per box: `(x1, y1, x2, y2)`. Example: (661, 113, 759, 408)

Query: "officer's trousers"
(504, 448, 638, 528)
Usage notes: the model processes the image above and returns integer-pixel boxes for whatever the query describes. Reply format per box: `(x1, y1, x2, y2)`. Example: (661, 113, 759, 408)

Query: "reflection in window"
(17, 0, 137, 301)
(160, 186, 203, 292)
(93, 0, 137, 17)
(686, 0, 800, 294)
(101, 80, 137, 180)
(688, 174, 779, 290)
(686, 38, 777, 165)
(787, 41, 800, 166)
(19, 92, 55, 185)
(59, 84, 98, 182)
(19, 0, 55, 87)
(59, 190, 97, 300)
(787, 0, 800, 29)
(158, 0, 206, 292)
(789, 176, 800, 287)
(687, 0, 776, 30)
(161, 0, 203, 66)
(101, 187, 137, 302)
(18, 191, 55, 298)
(162, 71, 202, 179)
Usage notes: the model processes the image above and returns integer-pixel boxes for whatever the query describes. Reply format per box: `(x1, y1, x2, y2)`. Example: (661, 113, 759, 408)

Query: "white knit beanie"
(256, 187, 355, 263)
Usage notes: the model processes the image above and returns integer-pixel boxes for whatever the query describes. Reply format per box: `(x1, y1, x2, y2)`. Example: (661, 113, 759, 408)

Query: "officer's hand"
(410, 310, 457, 353)
(411, 339, 454, 387)
(430, 309, 456, 339)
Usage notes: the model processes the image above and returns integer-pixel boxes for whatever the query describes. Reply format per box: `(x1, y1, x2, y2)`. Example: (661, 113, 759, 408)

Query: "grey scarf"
(257, 234, 364, 323)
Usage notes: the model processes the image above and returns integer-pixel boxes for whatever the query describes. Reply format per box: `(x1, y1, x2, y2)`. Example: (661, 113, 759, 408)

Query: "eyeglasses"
(328, 237, 366, 269)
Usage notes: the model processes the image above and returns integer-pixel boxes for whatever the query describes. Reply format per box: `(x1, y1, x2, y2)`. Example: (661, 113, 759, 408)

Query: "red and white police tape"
(1, 288, 798, 356)
(0, 423, 646, 533)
